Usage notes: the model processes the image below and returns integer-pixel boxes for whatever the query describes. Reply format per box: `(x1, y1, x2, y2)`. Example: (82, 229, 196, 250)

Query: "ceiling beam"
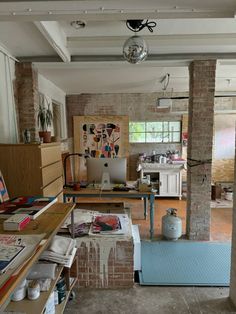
(34, 21, 71, 62)
(18, 52, 236, 64)
(67, 33, 236, 49)
(0, 1, 235, 21)
(0, 11, 235, 22)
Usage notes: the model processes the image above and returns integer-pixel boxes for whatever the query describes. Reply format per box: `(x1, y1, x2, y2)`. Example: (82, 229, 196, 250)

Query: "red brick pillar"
(15, 62, 38, 141)
(187, 60, 216, 240)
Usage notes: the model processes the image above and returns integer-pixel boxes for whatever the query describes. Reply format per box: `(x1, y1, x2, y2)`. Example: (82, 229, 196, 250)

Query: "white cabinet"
(139, 163, 183, 199)
(159, 171, 181, 197)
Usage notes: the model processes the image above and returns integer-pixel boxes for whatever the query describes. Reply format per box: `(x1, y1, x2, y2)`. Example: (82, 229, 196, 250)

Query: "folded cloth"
(40, 247, 75, 265)
(27, 263, 57, 280)
(47, 235, 74, 256)
(40, 237, 76, 266)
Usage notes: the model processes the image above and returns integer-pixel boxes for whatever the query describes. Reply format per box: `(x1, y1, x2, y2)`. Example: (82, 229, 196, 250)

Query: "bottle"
(27, 280, 40, 300)
(23, 129, 31, 144)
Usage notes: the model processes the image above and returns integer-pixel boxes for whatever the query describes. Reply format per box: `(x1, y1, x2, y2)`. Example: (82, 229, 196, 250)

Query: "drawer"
(42, 161, 62, 187)
(41, 145, 61, 167)
(43, 176, 63, 197)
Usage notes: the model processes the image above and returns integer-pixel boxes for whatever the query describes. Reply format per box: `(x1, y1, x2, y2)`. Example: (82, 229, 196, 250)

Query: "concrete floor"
(64, 198, 234, 314)
(65, 285, 236, 314)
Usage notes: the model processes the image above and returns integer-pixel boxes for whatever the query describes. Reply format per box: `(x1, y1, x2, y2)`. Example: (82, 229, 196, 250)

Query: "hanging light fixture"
(123, 19, 157, 64)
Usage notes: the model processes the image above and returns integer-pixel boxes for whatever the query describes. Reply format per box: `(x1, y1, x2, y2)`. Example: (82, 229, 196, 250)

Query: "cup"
(73, 183, 80, 191)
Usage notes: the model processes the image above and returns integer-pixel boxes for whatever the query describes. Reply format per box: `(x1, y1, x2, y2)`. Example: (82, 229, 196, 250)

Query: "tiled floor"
(130, 198, 232, 241)
(77, 197, 232, 241)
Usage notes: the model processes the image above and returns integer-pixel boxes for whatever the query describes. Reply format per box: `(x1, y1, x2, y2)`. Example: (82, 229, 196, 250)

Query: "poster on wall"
(81, 122, 121, 158)
(73, 116, 129, 180)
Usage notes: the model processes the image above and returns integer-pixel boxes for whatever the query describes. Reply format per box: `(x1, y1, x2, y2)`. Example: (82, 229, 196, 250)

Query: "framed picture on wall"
(0, 171, 9, 203)
(73, 115, 129, 180)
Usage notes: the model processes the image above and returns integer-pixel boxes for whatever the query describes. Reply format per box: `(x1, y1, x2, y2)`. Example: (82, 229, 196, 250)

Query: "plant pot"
(39, 131, 51, 143)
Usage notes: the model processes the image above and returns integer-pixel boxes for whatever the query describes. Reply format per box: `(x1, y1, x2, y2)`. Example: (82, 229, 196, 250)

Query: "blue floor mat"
(139, 241, 231, 286)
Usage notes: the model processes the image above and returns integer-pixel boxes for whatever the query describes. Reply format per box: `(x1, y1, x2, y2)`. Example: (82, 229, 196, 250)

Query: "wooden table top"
(63, 187, 155, 196)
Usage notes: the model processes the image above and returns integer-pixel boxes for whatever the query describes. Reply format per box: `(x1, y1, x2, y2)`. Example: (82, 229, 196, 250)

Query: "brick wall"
(66, 93, 184, 179)
(15, 62, 39, 141)
(186, 60, 216, 240)
(75, 237, 134, 288)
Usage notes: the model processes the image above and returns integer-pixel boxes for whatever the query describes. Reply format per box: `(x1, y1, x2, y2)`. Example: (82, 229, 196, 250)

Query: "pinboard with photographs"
(73, 116, 129, 180)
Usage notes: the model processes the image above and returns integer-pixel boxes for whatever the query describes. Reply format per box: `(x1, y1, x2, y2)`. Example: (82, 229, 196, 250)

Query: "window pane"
(169, 121, 181, 131)
(172, 132, 181, 142)
(163, 122, 169, 131)
(129, 132, 145, 142)
(146, 122, 162, 132)
(129, 122, 145, 133)
(146, 132, 162, 143)
(163, 132, 170, 142)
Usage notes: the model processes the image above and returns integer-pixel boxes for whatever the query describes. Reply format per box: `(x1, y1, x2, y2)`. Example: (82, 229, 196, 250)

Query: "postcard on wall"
(0, 170, 9, 203)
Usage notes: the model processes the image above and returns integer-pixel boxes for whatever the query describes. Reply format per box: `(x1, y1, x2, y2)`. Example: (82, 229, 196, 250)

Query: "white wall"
(0, 47, 18, 143)
(38, 73, 67, 139)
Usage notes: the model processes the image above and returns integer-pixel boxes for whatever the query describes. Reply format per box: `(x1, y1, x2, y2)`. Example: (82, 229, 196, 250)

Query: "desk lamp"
(63, 152, 90, 188)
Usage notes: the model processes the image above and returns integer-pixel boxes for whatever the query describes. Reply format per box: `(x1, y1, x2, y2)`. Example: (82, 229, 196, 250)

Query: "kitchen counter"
(138, 162, 185, 171)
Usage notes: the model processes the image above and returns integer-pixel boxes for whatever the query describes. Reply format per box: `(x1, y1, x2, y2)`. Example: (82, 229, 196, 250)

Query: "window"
(129, 121, 181, 143)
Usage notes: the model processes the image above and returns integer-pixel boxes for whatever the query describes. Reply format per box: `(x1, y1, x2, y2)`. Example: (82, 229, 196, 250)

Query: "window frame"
(129, 121, 181, 143)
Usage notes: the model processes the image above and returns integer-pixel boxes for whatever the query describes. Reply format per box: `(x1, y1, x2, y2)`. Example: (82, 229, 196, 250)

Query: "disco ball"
(123, 35, 148, 64)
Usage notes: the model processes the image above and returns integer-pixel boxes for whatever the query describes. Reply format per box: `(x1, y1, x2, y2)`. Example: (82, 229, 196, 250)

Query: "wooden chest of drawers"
(0, 143, 63, 200)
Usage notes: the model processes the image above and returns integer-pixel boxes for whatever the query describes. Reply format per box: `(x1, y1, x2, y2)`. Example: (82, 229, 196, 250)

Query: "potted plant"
(37, 95, 53, 143)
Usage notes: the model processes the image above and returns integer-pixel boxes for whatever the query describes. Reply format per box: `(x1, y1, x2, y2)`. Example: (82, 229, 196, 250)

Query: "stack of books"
(3, 214, 30, 231)
(0, 196, 57, 220)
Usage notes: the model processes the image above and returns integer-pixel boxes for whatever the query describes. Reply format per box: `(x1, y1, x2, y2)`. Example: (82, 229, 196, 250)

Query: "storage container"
(162, 208, 182, 241)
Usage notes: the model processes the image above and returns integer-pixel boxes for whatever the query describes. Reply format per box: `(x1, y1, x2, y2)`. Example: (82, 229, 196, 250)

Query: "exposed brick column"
(230, 154, 236, 305)
(15, 62, 39, 141)
(66, 95, 87, 138)
(186, 60, 216, 240)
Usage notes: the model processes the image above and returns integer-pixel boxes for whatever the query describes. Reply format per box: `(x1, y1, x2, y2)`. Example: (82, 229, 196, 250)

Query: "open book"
(0, 196, 57, 220)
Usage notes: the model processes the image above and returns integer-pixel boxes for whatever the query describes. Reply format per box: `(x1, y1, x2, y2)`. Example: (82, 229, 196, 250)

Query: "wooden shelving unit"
(0, 203, 76, 313)
(5, 243, 78, 313)
(6, 266, 64, 314)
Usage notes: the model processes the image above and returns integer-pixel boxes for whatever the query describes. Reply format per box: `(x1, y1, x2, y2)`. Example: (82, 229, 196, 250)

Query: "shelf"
(6, 266, 64, 314)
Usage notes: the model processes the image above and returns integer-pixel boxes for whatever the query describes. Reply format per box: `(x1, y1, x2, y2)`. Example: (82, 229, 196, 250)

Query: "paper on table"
(61, 208, 99, 228)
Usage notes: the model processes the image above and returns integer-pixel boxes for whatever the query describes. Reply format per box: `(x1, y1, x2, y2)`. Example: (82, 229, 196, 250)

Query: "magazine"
(0, 196, 57, 220)
(0, 244, 25, 273)
(89, 213, 131, 236)
(91, 215, 121, 233)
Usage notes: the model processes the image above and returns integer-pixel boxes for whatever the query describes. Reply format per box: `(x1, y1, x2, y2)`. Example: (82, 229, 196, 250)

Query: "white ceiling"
(0, 1, 236, 94)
